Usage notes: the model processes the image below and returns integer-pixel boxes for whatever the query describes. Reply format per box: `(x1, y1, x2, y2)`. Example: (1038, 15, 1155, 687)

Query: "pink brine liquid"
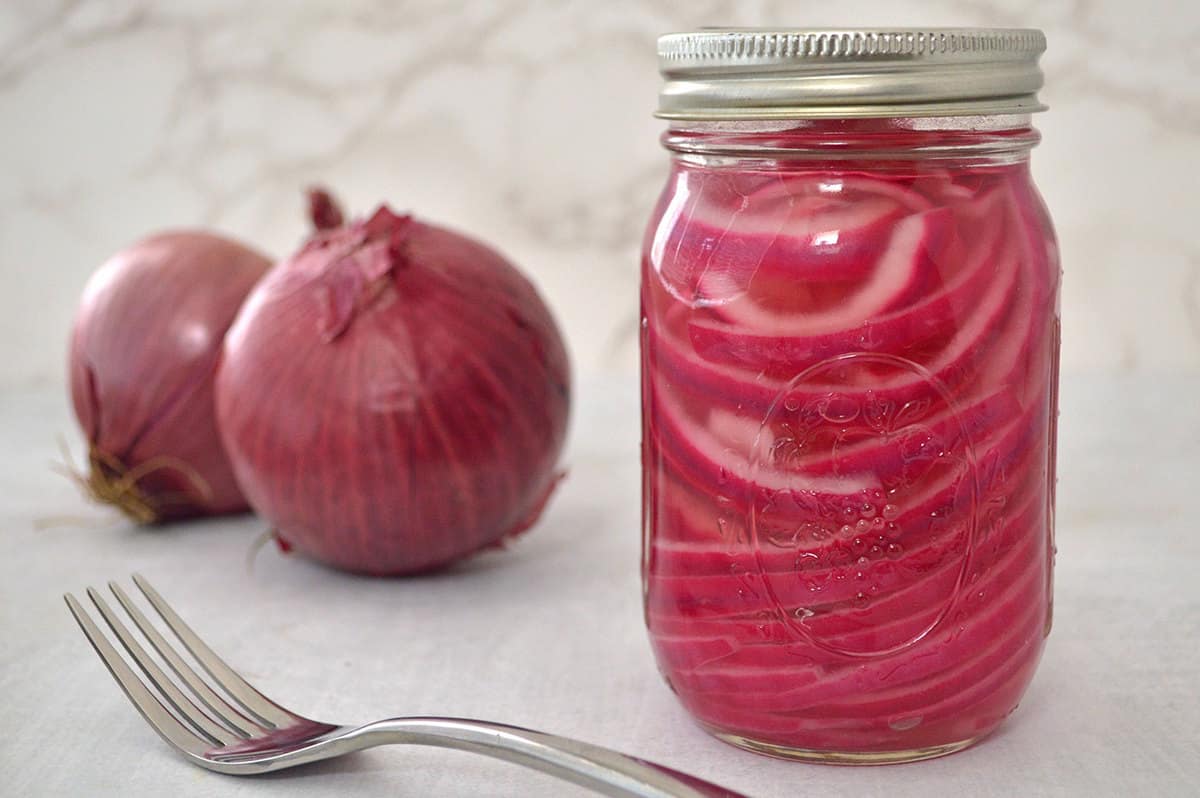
(641, 123, 1060, 762)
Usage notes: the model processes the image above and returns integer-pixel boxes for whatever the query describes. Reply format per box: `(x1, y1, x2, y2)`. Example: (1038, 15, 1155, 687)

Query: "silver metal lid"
(657, 28, 1047, 120)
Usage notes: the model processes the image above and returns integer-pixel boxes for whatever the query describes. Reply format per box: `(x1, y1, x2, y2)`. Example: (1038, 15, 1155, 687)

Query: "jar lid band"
(657, 28, 1047, 120)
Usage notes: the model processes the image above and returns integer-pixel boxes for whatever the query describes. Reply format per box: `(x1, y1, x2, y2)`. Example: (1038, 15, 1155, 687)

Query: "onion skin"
(69, 231, 271, 522)
(215, 205, 570, 575)
(307, 187, 344, 232)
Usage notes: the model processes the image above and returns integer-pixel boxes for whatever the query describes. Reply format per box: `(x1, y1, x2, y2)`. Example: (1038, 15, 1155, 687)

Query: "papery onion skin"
(215, 204, 571, 575)
(307, 187, 345, 232)
(69, 231, 272, 522)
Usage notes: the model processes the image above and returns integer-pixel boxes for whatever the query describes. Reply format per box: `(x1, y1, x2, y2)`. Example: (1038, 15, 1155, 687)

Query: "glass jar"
(641, 29, 1060, 764)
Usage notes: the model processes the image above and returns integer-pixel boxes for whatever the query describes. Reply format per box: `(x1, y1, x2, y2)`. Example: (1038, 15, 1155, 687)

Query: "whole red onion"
(215, 200, 570, 575)
(69, 231, 271, 522)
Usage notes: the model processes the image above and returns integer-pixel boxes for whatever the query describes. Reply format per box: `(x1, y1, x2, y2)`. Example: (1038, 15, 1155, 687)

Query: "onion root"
(74, 447, 215, 524)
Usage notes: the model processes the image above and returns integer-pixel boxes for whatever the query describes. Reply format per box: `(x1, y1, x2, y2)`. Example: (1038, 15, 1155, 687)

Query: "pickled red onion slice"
(641, 163, 1058, 753)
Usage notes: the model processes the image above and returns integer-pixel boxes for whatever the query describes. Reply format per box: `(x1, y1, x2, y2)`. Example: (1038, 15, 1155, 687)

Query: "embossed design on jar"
(746, 352, 979, 658)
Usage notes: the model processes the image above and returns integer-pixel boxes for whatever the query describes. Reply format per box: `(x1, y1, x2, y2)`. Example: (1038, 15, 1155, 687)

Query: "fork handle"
(345, 716, 750, 798)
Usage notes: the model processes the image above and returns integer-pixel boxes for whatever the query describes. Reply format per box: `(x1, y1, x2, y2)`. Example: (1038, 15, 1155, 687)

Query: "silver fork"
(65, 574, 749, 798)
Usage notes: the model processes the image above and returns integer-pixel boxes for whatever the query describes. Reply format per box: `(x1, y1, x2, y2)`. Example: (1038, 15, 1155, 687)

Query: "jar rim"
(657, 28, 1047, 120)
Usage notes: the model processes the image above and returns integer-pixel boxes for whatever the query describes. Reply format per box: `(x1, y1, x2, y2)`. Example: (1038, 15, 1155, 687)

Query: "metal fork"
(65, 575, 749, 798)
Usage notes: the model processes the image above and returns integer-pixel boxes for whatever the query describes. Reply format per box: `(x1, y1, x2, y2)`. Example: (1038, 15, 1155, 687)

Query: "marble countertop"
(3, 1, 1200, 389)
(1, 373, 1197, 797)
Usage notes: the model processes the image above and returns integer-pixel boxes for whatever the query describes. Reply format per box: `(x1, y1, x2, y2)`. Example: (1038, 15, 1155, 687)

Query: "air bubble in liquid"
(888, 716, 923, 731)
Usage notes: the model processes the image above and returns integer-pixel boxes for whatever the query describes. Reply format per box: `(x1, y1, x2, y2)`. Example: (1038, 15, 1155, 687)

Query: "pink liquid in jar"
(640, 118, 1060, 763)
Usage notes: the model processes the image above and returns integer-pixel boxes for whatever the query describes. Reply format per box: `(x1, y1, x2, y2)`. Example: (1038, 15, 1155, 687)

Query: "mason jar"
(640, 28, 1060, 764)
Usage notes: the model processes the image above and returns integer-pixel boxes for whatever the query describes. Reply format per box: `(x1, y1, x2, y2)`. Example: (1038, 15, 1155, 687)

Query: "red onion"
(215, 197, 570, 575)
(69, 231, 271, 522)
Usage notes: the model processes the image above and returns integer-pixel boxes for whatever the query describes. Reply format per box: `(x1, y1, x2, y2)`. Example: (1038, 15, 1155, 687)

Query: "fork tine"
(132, 573, 299, 728)
(65, 593, 210, 757)
(109, 581, 264, 738)
(85, 587, 242, 746)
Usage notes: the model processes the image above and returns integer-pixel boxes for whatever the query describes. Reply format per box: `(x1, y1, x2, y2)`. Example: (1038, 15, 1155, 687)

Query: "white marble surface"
(1, 374, 1197, 797)
(1, 0, 1199, 391)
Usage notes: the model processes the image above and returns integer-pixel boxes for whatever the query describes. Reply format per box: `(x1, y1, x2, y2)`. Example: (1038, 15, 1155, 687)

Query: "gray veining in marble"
(1, 0, 1198, 388)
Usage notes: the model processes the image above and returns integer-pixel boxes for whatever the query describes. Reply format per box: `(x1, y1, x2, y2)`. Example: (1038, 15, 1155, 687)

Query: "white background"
(2, 376, 1198, 797)
(1, 0, 1198, 389)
